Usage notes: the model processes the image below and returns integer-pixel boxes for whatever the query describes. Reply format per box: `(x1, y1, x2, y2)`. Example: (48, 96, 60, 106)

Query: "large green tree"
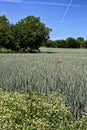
(45, 40, 57, 48)
(76, 37, 84, 48)
(13, 16, 52, 52)
(84, 40, 87, 48)
(0, 15, 10, 49)
(56, 40, 66, 48)
(66, 37, 80, 48)
(8, 24, 20, 51)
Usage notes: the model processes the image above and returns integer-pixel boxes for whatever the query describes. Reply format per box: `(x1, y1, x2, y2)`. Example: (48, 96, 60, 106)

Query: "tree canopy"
(0, 15, 87, 51)
(66, 37, 80, 48)
(45, 37, 87, 48)
(0, 15, 52, 52)
(12, 16, 52, 52)
(0, 15, 10, 49)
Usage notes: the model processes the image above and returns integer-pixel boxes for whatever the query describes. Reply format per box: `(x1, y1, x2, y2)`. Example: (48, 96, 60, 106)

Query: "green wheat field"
(0, 48, 87, 130)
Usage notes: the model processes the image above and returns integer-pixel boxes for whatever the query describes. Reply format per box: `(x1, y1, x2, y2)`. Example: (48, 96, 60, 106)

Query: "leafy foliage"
(0, 15, 10, 49)
(56, 40, 66, 48)
(0, 15, 51, 52)
(66, 37, 80, 48)
(12, 16, 51, 52)
(76, 37, 84, 48)
(0, 89, 87, 130)
(0, 15, 87, 51)
(44, 37, 87, 48)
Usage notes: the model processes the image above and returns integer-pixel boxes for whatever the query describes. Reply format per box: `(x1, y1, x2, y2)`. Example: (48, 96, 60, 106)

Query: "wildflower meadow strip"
(0, 89, 87, 130)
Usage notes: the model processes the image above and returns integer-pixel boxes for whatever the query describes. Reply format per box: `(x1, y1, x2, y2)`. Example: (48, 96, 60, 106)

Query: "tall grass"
(0, 48, 87, 119)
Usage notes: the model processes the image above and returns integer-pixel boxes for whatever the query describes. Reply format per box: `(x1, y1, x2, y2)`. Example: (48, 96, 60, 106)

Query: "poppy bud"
(57, 61, 62, 64)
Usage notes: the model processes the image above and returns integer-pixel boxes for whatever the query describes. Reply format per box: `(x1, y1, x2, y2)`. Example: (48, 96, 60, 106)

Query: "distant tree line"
(0, 15, 87, 53)
(44, 37, 87, 48)
(0, 15, 51, 52)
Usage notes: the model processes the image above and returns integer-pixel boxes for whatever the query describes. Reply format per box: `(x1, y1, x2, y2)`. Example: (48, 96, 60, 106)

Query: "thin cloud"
(0, 0, 87, 8)
(60, 0, 73, 23)
(65, 18, 87, 24)
(16, 1, 87, 8)
(57, 18, 87, 25)
(0, 0, 22, 2)
(20, 1, 68, 6)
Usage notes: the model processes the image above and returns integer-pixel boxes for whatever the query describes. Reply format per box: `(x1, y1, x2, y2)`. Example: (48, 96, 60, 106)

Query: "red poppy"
(57, 61, 62, 64)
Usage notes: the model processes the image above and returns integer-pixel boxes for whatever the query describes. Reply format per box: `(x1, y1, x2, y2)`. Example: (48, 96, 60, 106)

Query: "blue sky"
(0, 0, 87, 40)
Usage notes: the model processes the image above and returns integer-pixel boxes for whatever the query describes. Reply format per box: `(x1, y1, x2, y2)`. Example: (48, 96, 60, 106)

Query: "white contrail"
(0, 0, 68, 5)
(23, 1, 87, 8)
(0, 0, 87, 8)
(60, 0, 73, 23)
(0, 0, 22, 2)
(65, 18, 87, 24)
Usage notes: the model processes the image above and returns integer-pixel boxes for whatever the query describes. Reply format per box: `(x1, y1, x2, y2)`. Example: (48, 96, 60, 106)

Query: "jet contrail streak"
(60, 0, 73, 23)
(23, 1, 87, 8)
(0, 0, 22, 2)
(65, 18, 87, 24)
(0, 0, 87, 8)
